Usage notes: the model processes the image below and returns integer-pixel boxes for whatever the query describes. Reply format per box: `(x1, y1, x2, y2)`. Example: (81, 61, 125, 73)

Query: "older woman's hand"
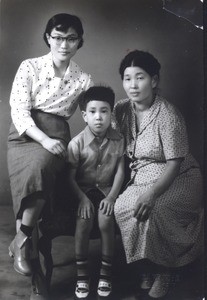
(133, 190, 156, 222)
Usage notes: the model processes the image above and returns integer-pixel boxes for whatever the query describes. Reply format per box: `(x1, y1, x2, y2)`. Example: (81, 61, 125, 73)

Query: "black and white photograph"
(0, 1, 205, 299)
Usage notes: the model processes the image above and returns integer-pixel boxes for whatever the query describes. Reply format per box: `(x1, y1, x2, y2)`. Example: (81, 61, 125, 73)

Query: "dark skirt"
(7, 110, 71, 219)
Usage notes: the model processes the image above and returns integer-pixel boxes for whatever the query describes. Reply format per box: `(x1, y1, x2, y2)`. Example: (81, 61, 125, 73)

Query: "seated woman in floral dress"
(113, 49, 203, 299)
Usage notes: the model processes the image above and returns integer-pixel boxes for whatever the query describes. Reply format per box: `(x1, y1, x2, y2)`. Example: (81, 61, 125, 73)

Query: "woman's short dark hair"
(43, 13, 84, 49)
(79, 86, 115, 111)
(119, 50, 161, 79)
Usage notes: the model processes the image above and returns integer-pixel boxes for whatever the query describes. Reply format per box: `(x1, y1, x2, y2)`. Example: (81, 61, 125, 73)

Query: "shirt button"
(98, 164, 101, 168)
(96, 183, 99, 187)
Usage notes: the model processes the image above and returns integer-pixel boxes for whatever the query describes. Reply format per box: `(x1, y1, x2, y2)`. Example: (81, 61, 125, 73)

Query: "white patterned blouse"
(10, 52, 93, 135)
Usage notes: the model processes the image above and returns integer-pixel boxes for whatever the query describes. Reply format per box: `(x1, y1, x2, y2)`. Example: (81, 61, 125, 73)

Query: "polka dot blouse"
(10, 52, 93, 135)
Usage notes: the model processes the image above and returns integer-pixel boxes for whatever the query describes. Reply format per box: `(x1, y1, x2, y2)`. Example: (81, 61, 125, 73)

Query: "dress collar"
(45, 52, 73, 79)
(130, 95, 162, 135)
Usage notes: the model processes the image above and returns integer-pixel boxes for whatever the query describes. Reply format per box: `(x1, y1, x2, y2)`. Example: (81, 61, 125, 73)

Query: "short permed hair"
(119, 50, 161, 79)
(79, 86, 115, 111)
(43, 13, 84, 49)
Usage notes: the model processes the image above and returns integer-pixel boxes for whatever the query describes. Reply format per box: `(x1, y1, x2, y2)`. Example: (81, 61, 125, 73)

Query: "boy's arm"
(68, 167, 94, 218)
(99, 156, 125, 215)
(106, 155, 125, 202)
(68, 168, 87, 202)
(67, 140, 87, 204)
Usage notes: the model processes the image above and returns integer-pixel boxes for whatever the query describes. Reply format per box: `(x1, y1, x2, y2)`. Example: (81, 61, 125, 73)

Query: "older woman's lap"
(114, 170, 203, 266)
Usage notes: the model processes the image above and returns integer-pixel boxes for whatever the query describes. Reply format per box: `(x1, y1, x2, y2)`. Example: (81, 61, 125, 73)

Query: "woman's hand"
(133, 190, 156, 222)
(78, 197, 95, 219)
(41, 136, 67, 158)
(133, 159, 182, 222)
(26, 125, 66, 158)
(99, 198, 115, 216)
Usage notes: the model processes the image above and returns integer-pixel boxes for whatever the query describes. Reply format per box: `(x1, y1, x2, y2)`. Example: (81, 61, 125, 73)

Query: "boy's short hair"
(79, 86, 115, 111)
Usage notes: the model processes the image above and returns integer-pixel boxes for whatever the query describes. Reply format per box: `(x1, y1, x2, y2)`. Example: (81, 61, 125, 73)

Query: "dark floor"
(0, 206, 205, 300)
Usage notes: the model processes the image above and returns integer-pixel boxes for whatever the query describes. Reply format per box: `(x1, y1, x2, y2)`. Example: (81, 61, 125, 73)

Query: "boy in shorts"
(67, 86, 125, 299)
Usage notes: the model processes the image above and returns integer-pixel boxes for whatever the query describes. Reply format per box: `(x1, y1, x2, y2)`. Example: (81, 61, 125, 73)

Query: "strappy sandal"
(97, 279, 112, 297)
(75, 281, 90, 299)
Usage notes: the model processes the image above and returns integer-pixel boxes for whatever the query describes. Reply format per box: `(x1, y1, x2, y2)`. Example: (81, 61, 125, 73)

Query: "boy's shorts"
(84, 188, 105, 238)
(86, 188, 105, 210)
(71, 188, 118, 238)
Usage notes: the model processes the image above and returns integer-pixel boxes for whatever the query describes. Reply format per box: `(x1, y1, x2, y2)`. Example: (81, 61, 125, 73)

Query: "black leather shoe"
(30, 268, 49, 300)
(8, 230, 32, 276)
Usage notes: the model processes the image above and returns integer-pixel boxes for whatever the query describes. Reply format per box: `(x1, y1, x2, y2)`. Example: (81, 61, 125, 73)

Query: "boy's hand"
(99, 198, 115, 216)
(78, 197, 94, 219)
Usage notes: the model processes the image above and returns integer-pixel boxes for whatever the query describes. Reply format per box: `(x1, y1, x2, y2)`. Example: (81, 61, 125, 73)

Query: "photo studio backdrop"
(0, 0, 204, 205)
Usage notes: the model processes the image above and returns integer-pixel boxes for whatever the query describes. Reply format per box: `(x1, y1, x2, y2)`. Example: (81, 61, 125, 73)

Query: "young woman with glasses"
(7, 13, 93, 300)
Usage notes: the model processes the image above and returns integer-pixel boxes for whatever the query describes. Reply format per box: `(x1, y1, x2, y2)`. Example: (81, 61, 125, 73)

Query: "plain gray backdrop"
(0, 0, 204, 205)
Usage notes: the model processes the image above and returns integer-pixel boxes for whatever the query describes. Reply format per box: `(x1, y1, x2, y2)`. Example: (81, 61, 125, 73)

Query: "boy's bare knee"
(98, 213, 114, 233)
(76, 217, 93, 235)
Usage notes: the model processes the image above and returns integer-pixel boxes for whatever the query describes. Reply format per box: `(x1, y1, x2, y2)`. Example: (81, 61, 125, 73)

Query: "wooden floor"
(0, 206, 205, 300)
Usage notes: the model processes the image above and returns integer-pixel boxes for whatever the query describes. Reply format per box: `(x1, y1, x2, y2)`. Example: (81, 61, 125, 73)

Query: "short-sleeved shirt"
(10, 52, 93, 135)
(67, 125, 124, 196)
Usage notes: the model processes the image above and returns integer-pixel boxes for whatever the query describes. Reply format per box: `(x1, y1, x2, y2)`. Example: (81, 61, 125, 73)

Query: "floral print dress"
(113, 95, 203, 267)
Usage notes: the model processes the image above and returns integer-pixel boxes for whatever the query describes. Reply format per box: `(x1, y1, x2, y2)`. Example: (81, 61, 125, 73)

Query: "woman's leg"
(16, 219, 21, 232)
(97, 212, 115, 297)
(9, 193, 45, 276)
(21, 197, 45, 227)
(74, 215, 94, 299)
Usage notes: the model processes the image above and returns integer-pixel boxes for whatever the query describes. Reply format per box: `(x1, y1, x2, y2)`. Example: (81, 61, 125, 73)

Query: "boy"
(67, 86, 125, 299)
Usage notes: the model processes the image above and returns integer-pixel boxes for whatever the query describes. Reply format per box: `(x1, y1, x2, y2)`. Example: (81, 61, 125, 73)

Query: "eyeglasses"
(50, 35, 80, 45)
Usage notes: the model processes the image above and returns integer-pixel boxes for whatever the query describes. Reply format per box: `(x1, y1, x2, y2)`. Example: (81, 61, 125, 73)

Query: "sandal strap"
(98, 280, 111, 289)
(75, 281, 90, 299)
(77, 282, 89, 288)
(97, 279, 112, 297)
